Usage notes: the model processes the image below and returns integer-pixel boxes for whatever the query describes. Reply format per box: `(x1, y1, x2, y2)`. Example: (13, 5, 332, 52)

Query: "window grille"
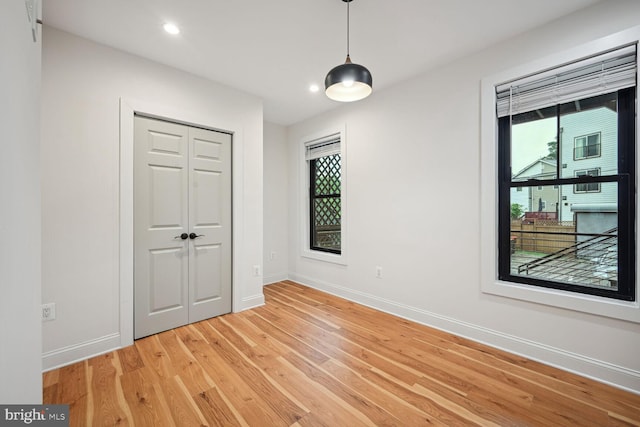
(306, 135, 342, 254)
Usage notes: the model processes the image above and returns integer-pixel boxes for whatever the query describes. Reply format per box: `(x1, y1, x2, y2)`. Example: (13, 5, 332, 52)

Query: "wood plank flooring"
(43, 280, 640, 426)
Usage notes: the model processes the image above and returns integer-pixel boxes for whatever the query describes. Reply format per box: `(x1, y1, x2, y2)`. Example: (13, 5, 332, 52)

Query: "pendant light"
(325, 0, 373, 102)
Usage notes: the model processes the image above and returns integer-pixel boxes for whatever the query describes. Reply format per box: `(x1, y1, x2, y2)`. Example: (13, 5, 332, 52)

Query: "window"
(574, 132, 601, 159)
(495, 45, 636, 302)
(574, 168, 601, 193)
(306, 136, 342, 254)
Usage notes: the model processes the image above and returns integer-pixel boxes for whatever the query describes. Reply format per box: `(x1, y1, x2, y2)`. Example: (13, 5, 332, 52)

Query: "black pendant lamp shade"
(325, 0, 372, 102)
(325, 55, 373, 102)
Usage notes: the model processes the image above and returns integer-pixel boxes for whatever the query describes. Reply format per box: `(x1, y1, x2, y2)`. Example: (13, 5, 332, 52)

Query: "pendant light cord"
(346, 0, 350, 58)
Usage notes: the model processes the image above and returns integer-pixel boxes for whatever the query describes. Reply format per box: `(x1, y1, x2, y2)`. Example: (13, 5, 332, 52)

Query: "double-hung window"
(306, 136, 342, 254)
(496, 45, 636, 301)
(574, 132, 601, 159)
(574, 168, 601, 193)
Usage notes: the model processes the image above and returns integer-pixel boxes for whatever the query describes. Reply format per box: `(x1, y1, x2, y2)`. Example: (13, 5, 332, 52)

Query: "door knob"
(174, 233, 189, 240)
(189, 233, 204, 239)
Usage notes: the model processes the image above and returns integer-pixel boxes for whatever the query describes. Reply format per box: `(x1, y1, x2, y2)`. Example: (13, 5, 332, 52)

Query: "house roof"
(513, 158, 557, 179)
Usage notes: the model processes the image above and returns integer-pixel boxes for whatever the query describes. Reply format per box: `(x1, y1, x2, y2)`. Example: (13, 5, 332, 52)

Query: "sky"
(511, 117, 556, 173)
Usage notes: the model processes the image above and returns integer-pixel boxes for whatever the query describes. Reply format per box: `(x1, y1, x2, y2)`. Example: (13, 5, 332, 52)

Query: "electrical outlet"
(42, 303, 56, 321)
(253, 265, 261, 276)
(376, 266, 382, 279)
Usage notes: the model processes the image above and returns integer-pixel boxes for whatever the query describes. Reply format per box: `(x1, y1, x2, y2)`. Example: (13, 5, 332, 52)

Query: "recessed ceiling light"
(163, 22, 180, 35)
(309, 84, 320, 93)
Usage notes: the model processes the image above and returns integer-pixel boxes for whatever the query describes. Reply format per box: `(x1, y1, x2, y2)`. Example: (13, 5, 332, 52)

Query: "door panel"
(134, 116, 232, 339)
(134, 117, 189, 339)
(192, 170, 222, 226)
(148, 247, 186, 312)
(150, 165, 185, 227)
(147, 130, 184, 155)
(192, 244, 222, 303)
(193, 136, 222, 160)
(188, 127, 232, 323)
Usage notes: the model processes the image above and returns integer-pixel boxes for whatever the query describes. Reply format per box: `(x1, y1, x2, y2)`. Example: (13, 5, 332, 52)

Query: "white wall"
(286, 0, 640, 392)
(0, 1, 43, 403)
(41, 27, 264, 369)
(263, 122, 289, 284)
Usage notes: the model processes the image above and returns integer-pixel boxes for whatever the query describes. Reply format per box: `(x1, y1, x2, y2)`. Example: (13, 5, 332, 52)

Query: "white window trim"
(298, 125, 348, 265)
(480, 26, 640, 323)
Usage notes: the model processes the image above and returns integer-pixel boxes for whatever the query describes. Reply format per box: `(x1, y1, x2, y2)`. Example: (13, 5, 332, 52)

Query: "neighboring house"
(512, 158, 558, 215)
(560, 106, 618, 221)
(511, 106, 617, 222)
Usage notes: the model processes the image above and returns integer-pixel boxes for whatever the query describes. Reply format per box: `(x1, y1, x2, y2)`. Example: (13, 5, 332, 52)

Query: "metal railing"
(513, 227, 618, 288)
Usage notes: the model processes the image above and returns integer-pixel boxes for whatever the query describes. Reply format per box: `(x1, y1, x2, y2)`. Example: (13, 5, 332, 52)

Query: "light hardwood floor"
(43, 280, 640, 426)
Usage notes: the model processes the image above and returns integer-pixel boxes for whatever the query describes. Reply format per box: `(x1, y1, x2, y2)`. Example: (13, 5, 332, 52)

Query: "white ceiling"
(43, 0, 601, 126)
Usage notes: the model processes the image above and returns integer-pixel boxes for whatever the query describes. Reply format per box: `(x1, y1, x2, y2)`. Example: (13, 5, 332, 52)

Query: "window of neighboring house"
(574, 132, 601, 159)
(495, 44, 636, 302)
(574, 168, 601, 193)
(306, 136, 342, 254)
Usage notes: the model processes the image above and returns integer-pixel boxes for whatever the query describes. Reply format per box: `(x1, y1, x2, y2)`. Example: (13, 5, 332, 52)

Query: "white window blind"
(305, 134, 340, 161)
(496, 44, 637, 117)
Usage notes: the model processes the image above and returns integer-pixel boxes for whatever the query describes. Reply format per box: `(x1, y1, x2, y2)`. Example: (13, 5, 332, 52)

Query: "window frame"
(498, 89, 634, 301)
(298, 126, 348, 265)
(480, 27, 640, 323)
(309, 152, 342, 254)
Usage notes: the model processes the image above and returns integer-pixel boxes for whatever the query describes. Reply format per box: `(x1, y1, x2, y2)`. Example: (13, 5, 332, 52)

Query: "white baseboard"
(263, 274, 288, 286)
(42, 293, 265, 371)
(238, 293, 265, 311)
(42, 291, 265, 372)
(42, 333, 121, 372)
(289, 273, 640, 395)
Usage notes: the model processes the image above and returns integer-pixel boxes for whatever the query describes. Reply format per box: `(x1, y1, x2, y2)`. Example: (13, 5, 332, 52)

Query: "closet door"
(188, 127, 232, 323)
(134, 117, 189, 339)
(134, 117, 232, 339)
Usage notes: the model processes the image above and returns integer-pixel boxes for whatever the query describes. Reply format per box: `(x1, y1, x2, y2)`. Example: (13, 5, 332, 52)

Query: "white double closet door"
(134, 116, 232, 339)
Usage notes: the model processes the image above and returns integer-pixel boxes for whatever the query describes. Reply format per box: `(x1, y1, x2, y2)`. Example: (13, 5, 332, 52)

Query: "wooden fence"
(511, 220, 576, 254)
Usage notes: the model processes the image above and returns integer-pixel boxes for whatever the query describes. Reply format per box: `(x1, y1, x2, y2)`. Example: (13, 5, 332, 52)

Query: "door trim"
(119, 97, 248, 347)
